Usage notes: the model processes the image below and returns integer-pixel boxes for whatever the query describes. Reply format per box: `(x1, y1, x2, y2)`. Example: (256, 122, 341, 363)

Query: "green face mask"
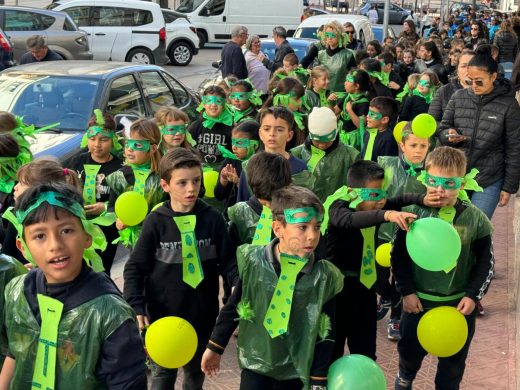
(202, 95, 226, 106)
(284, 207, 323, 224)
(232, 138, 258, 148)
(324, 32, 337, 39)
(345, 74, 355, 82)
(418, 79, 431, 87)
(367, 110, 383, 120)
(229, 91, 251, 101)
(423, 172, 463, 190)
(309, 128, 337, 142)
(161, 124, 187, 135)
(126, 139, 151, 152)
(354, 188, 387, 202)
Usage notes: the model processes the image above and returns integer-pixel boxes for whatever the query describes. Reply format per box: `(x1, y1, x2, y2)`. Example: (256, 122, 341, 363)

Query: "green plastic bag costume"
(403, 204, 493, 307)
(0, 255, 27, 366)
(228, 202, 260, 245)
(4, 275, 136, 390)
(106, 169, 162, 211)
(236, 244, 343, 388)
(317, 48, 355, 92)
(377, 156, 426, 243)
(291, 143, 359, 202)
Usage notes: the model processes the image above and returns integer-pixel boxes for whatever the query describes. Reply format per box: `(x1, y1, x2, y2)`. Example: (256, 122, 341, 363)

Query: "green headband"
(367, 110, 383, 120)
(345, 74, 355, 82)
(284, 207, 323, 224)
(2, 191, 106, 271)
(80, 109, 122, 151)
(126, 139, 151, 152)
(309, 128, 337, 142)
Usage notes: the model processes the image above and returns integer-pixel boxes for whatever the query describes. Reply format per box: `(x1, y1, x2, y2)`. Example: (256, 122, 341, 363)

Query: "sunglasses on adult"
(464, 78, 485, 86)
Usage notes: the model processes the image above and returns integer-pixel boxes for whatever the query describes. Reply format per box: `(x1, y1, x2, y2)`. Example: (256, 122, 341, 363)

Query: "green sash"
(363, 128, 378, 161)
(307, 145, 326, 173)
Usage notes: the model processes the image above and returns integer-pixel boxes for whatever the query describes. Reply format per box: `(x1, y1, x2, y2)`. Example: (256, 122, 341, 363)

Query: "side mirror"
(199, 7, 210, 17)
(211, 60, 221, 69)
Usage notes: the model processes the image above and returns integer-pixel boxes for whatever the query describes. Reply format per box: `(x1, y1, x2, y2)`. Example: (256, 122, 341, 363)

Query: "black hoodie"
(123, 199, 238, 335)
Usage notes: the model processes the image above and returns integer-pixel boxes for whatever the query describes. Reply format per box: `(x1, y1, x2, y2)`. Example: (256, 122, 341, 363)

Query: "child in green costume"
(303, 66, 332, 112)
(392, 147, 494, 389)
(0, 183, 146, 389)
(155, 106, 197, 153)
(362, 96, 399, 162)
(201, 185, 344, 389)
(228, 80, 262, 124)
(291, 106, 359, 202)
(123, 148, 238, 389)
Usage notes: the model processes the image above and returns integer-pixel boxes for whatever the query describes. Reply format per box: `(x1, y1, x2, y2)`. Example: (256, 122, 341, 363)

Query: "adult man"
(221, 25, 248, 79)
(20, 35, 63, 64)
(258, 26, 294, 74)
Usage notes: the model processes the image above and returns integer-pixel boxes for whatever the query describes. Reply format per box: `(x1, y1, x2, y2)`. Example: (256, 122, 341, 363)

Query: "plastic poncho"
(377, 156, 426, 243)
(4, 275, 136, 390)
(403, 204, 493, 302)
(236, 244, 343, 388)
(227, 202, 260, 245)
(0, 255, 27, 366)
(317, 48, 355, 92)
(105, 169, 163, 211)
(291, 142, 359, 202)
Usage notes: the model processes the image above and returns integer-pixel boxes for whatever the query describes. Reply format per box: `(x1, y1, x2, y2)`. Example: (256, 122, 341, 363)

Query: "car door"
(138, 71, 176, 114)
(198, 0, 228, 41)
(105, 73, 147, 119)
(2, 9, 49, 61)
(59, 5, 94, 50)
(90, 5, 128, 61)
(390, 4, 402, 24)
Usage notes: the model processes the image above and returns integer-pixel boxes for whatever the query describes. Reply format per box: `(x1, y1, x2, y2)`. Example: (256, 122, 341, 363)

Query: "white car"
(162, 9, 199, 66)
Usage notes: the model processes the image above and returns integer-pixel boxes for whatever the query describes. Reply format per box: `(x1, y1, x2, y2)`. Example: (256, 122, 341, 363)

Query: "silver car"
(0, 6, 92, 63)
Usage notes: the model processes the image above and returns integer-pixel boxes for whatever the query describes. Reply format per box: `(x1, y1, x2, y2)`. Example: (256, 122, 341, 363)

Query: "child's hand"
(345, 101, 353, 113)
(24, 263, 34, 271)
(457, 297, 476, 315)
(201, 349, 221, 378)
(220, 164, 239, 185)
(136, 315, 150, 332)
(116, 219, 126, 231)
(328, 93, 337, 101)
(85, 202, 105, 216)
(384, 211, 417, 231)
(403, 293, 423, 314)
(388, 81, 401, 90)
(423, 192, 443, 208)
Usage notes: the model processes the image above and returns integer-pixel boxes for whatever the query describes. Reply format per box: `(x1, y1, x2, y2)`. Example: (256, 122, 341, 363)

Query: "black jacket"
(400, 94, 430, 121)
(262, 39, 294, 73)
(221, 41, 248, 79)
(438, 78, 520, 193)
(20, 49, 63, 64)
(493, 31, 519, 63)
(428, 77, 462, 122)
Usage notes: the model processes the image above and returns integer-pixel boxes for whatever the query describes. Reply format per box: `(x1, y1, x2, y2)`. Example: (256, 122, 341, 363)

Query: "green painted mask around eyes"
(161, 124, 187, 135)
(86, 126, 113, 139)
(126, 139, 151, 152)
(202, 95, 226, 106)
(231, 138, 259, 148)
(284, 207, 323, 224)
(367, 110, 383, 120)
(418, 79, 431, 87)
(345, 75, 355, 82)
(229, 92, 251, 101)
(424, 172, 463, 190)
(354, 188, 388, 201)
(324, 32, 337, 39)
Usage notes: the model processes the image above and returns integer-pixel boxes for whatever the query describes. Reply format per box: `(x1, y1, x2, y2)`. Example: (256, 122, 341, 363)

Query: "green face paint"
(86, 126, 113, 139)
(424, 172, 463, 190)
(202, 95, 226, 106)
(367, 110, 383, 120)
(126, 139, 151, 152)
(354, 188, 387, 202)
(161, 124, 187, 135)
(231, 138, 258, 148)
(284, 207, 323, 224)
(418, 79, 431, 87)
(324, 32, 337, 39)
(229, 91, 250, 101)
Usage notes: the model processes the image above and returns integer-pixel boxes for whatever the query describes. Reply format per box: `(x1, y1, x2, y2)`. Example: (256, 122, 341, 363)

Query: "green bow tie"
(82, 164, 102, 205)
(307, 145, 326, 173)
(263, 253, 308, 338)
(363, 128, 378, 161)
(360, 227, 377, 288)
(173, 215, 204, 288)
(32, 294, 63, 390)
(403, 157, 422, 177)
(252, 205, 272, 246)
(202, 108, 233, 130)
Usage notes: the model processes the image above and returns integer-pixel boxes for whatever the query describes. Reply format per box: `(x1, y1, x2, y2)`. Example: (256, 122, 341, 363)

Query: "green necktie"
(82, 164, 101, 205)
(318, 90, 329, 107)
(264, 253, 308, 338)
(173, 215, 204, 288)
(307, 145, 326, 173)
(363, 128, 378, 161)
(251, 205, 272, 245)
(438, 206, 456, 224)
(360, 227, 377, 289)
(132, 168, 150, 196)
(32, 294, 63, 390)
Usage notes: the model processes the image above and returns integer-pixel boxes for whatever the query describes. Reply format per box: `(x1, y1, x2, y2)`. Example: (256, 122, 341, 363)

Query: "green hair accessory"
(80, 110, 122, 152)
(412, 88, 433, 104)
(236, 300, 255, 322)
(293, 111, 306, 131)
(94, 109, 105, 127)
(273, 91, 301, 108)
(284, 207, 323, 224)
(0, 145, 32, 194)
(2, 191, 106, 271)
(317, 313, 332, 342)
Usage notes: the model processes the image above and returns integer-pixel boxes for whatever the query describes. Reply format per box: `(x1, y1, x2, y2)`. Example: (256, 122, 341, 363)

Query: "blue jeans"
(470, 179, 503, 220)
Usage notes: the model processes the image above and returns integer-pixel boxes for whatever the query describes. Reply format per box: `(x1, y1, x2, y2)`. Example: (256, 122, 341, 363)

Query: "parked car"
(303, 7, 330, 17)
(357, 1, 411, 24)
(0, 61, 199, 160)
(162, 8, 199, 66)
(259, 37, 317, 63)
(372, 24, 396, 43)
(294, 14, 374, 49)
(53, 0, 168, 65)
(0, 27, 15, 71)
(449, 2, 492, 14)
(0, 6, 92, 63)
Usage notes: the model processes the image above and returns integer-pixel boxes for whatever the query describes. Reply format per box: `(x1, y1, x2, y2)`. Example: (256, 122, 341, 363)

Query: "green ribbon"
(231, 105, 255, 123)
(173, 215, 204, 289)
(202, 107, 234, 130)
(307, 145, 326, 173)
(403, 156, 423, 177)
(412, 88, 433, 104)
(263, 253, 308, 338)
(82, 164, 102, 205)
(360, 226, 377, 289)
(363, 128, 378, 161)
(293, 111, 306, 131)
(31, 294, 63, 390)
(113, 225, 141, 248)
(251, 205, 273, 246)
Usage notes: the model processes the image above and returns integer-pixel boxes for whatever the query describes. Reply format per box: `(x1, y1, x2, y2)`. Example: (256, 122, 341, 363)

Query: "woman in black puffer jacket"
(437, 46, 520, 219)
(493, 20, 519, 63)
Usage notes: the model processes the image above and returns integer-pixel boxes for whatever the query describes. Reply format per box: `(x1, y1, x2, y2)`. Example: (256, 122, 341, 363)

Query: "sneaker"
(477, 301, 485, 316)
(387, 318, 401, 341)
(395, 374, 413, 389)
(377, 297, 391, 321)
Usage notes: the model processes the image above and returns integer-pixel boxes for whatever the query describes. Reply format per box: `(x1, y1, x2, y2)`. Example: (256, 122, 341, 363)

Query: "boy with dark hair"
(378, 51, 405, 97)
(362, 96, 399, 162)
(1, 183, 146, 389)
(123, 148, 238, 389)
(201, 186, 344, 389)
(359, 58, 394, 99)
(392, 146, 494, 390)
(325, 160, 430, 361)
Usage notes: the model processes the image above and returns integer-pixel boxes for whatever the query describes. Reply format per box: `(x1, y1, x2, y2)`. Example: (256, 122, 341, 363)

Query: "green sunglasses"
(126, 139, 151, 152)
(424, 172, 463, 190)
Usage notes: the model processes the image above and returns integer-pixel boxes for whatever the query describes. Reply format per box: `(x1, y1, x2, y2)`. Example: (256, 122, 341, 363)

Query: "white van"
(53, 0, 169, 65)
(175, 0, 304, 48)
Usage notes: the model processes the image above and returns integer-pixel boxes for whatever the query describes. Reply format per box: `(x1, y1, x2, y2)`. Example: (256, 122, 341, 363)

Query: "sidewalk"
(112, 199, 518, 390)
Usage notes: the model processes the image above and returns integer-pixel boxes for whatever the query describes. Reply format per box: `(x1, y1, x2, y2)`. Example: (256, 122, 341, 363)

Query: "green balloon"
(406, 217, 461, 272)
(411, 113, 436, 139)
(328, 354, 386, 390)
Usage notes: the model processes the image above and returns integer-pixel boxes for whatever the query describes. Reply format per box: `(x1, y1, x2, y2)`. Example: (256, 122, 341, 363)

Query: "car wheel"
(169, 41, 193, 66)
(126, 48, 154, 64)
(197, 31, 206, 49)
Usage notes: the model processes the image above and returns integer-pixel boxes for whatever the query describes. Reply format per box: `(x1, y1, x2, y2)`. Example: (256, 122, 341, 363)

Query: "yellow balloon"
(417, 306, 468, 358)
(393, 121, 407, 143)
(145, 316, 198, 369)
(411, 113, 437, 139)
(115, 192, 148, 226)
(203, 170, 219, 198)
(375, 243, 392, 267)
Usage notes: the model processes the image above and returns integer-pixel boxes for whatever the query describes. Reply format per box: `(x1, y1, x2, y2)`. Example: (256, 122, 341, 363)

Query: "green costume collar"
(417, 168, 483, 202)
(402, 156, 423, 177)
(412, 88, 433, 104)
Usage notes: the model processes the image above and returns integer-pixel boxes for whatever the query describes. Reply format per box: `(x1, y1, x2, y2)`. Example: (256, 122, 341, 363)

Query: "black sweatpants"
(333, 276, 377, 361)
(240, 369, 303, 390)
(398, 307, 477, 390)
(375, 263, 402, 320)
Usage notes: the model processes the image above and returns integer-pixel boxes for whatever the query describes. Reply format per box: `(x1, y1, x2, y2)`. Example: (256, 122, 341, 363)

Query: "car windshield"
(176, 0, 206, 13)
(294, 27, 319, 39)
(0, 74, 99, 132)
